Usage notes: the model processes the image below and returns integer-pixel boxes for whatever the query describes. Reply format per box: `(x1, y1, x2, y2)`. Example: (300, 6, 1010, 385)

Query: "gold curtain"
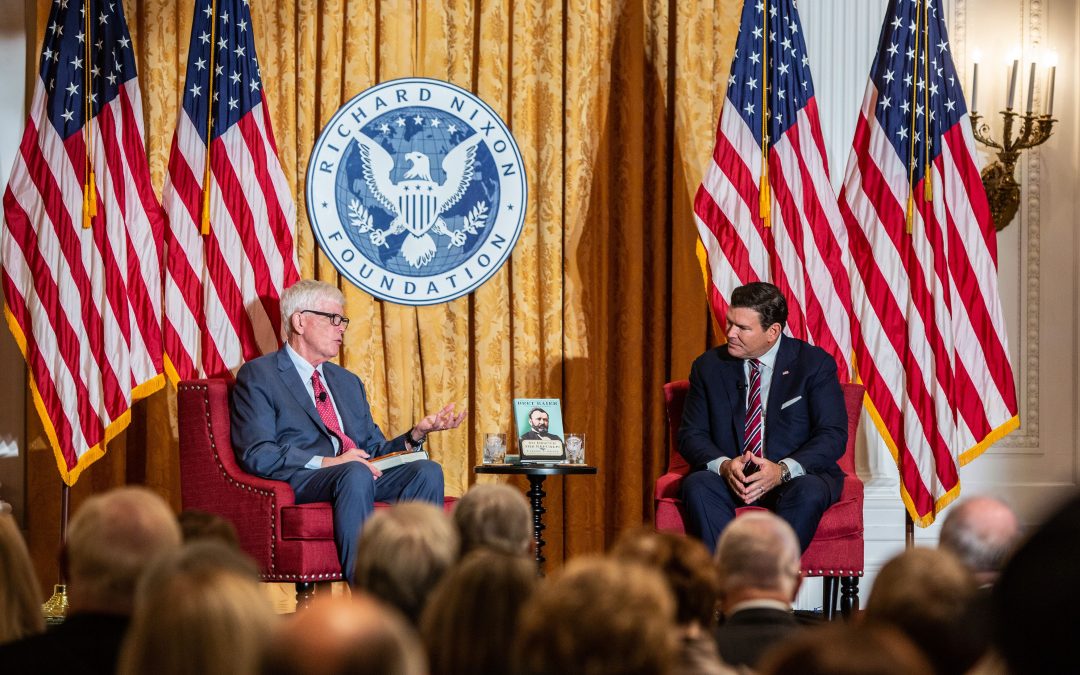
(22, 0, 740, 586)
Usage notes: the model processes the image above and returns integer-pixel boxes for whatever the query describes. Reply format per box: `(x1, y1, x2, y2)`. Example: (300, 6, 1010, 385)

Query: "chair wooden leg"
(295, 582, 316, 610)
(821, 576, 838, 621)
(840, 576, 860, 619)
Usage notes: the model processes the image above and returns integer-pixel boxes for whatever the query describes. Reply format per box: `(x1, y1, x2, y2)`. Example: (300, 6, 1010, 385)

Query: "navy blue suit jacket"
(230, 347, 409, 482)
(677, 336, 847, 500)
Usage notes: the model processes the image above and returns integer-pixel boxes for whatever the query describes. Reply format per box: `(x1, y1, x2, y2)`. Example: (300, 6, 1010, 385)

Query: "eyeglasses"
(300, 309, 350, 328)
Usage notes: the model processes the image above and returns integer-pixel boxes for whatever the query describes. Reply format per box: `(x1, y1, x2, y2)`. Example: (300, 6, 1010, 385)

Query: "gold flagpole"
(759, 9, 771, 228)
(922, 0, 933, 202)
(201, 0, 219, 236)
(82, 0, 96, 229)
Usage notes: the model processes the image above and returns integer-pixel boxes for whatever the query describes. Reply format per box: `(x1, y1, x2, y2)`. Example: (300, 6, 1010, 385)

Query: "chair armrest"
(655, 471, 686, 500)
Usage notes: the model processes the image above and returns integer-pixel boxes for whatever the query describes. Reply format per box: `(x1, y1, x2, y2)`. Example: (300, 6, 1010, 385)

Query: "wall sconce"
(969, 50, 1057, 231)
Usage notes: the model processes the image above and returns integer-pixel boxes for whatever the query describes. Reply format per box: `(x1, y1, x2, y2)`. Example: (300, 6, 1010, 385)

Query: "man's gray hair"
(453, 484, 532, 556)
(939, 495, 1020, 577)
(715, 511, 801, 595)
(66, 486, 182, 613)
(279, 280, 345, 340)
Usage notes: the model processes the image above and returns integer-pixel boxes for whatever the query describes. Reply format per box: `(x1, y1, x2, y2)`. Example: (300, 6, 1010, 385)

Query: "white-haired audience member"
(118, 541, 276, 675)
(516, 556, 678, 675)
(939, 495, 1021, 587)
(712, 511, 805, 670)
(0, 513, 44, 644)
(353, 501, 460, 624)
(0, 486, 181, 674)
(453, 483, 533, 556)
(262, 595, 427, 675)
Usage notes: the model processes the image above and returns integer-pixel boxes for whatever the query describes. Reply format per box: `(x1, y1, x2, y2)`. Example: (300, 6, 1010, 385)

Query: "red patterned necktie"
(743, 359, 764, 457)
(311, 371, 356, 454)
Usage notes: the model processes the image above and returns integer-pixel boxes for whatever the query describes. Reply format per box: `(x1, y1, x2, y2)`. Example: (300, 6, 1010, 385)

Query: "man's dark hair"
(730, 282, 788, 330)
(529, 408, 548, 419)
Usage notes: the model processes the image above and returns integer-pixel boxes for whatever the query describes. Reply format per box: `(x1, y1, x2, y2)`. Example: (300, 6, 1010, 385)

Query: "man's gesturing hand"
(411, 402, 468, 441)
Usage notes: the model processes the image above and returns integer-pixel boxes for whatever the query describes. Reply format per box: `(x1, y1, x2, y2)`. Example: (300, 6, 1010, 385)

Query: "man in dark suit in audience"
(679, 281, 847, 552)
(231, 280, 465, 585)
(0, 487, 182, 675)
(713, 511, 805, 669)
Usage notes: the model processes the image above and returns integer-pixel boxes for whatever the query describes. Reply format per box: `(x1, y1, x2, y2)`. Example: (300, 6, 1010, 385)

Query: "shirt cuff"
(779, 458, 805, 478)
(707, 457, 729, 474)
(304, 455, 324, 470)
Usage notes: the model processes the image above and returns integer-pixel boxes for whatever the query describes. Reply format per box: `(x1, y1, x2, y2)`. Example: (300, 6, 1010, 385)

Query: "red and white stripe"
(694, 96, 854, 381)
(1, 79, 165, 485)
(162, 99, 299, 382)
(839, 86, 1019, 525)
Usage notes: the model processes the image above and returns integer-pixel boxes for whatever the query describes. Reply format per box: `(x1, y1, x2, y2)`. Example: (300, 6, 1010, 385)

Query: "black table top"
(474, 464, 597, 476)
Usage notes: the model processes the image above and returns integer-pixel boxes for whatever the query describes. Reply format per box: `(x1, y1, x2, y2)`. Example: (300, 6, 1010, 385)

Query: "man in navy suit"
(231, 280, 466, 584)
(679, 282, 847, 552)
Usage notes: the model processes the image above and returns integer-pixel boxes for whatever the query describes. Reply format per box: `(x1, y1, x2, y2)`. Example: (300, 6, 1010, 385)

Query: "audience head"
(262, 595, 427, 675)
(938, 495, 1020, 586)
(516, 556, 677, 675)
(864, 547, 980, 675)
(178, 509, 241, 549)
(64, 486, 181, 614)
(993, 492, 1080, 675)
(0, 513, 44, 644)
(118, 540, 275, 675)
(453, 483, 532, 556)
(421, 549, 537, 675)
(714, 511, 801, 610)
(279, 280, 344, 341)
(353, 501, 459, 624)
(759, 623, 933, 675)
(611, 528, 720, 628)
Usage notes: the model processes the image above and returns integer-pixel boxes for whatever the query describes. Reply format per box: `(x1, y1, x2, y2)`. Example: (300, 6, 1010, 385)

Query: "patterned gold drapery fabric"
(21, 0, 740, 586)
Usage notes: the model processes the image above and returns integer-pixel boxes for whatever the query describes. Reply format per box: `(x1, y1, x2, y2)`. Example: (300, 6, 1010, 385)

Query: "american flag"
(839, 0, 1019, 525)
(163, 0, 299, 381)
(693, 0, 853, 381)
(1, 0, 164, 485)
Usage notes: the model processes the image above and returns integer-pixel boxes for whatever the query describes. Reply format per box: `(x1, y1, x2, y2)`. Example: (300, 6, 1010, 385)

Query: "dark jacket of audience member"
(117, 541, 277, 675)
(516, 556, 677, 675)
(864, 547, 981, 675)
(0, 513, 44, 645)
(421, 549, 536, 675)
(993, 491, 1080, 675)
(353, 502, 460, 624)
(0, 487, 181, 675)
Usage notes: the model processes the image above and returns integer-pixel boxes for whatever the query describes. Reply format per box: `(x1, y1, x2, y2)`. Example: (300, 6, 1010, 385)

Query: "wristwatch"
(779, 462, 792, 484)
(408, 429, 427, 451)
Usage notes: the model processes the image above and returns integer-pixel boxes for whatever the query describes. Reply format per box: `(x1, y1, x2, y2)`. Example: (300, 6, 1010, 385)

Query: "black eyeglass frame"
(300, 309, 351, 328)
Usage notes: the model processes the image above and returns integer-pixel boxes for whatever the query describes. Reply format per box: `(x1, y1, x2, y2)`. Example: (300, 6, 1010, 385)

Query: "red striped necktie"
(743, 359, 764, 457)
(311, 371, 356, 454)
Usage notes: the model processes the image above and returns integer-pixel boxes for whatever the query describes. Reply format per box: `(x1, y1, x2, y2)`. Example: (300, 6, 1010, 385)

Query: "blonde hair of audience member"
(758, 623, 933, 675)
(611, 528, 721, 629)
(353, 501, 460, 624)
(262, 595, 427, 675)
(118, 541, 276, 675)
(421, 549, 537, 675)
(178, 509, 241, 549)
(865, 547, 980, 675)
(453, 483, 532, 556)
(64, 486, 182, 615)
(0, 513, 44, 644)
(516, 556, 678, 675)
(714, 511, 801, 611)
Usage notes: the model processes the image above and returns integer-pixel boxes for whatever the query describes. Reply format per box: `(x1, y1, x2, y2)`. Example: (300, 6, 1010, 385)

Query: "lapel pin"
(782, 370, 790, 375)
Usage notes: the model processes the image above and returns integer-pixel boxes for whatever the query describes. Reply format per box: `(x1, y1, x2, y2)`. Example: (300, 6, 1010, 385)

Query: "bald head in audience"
(453, 483, 532, 556)
(938, 495, 1020, 586)
(65, 486, 183, 615)
(715, 511, 801, 610)
(262, 595, 426, 675)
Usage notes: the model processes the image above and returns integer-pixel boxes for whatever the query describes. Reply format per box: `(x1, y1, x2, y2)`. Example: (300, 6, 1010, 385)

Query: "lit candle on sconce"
(971, 50, 981, 113)
(1025, 61, 1037, 113)
(1046, 51, 1058, 116)
(1006, 50, 1020, 110)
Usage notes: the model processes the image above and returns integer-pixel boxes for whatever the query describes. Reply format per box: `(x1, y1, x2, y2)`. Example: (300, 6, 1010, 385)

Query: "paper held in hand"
(369, 449, 430, 472)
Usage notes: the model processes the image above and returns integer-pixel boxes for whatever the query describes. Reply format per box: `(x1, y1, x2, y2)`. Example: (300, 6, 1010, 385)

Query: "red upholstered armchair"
(654, 380, 865, 619)
(178, 378, 456, 607)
